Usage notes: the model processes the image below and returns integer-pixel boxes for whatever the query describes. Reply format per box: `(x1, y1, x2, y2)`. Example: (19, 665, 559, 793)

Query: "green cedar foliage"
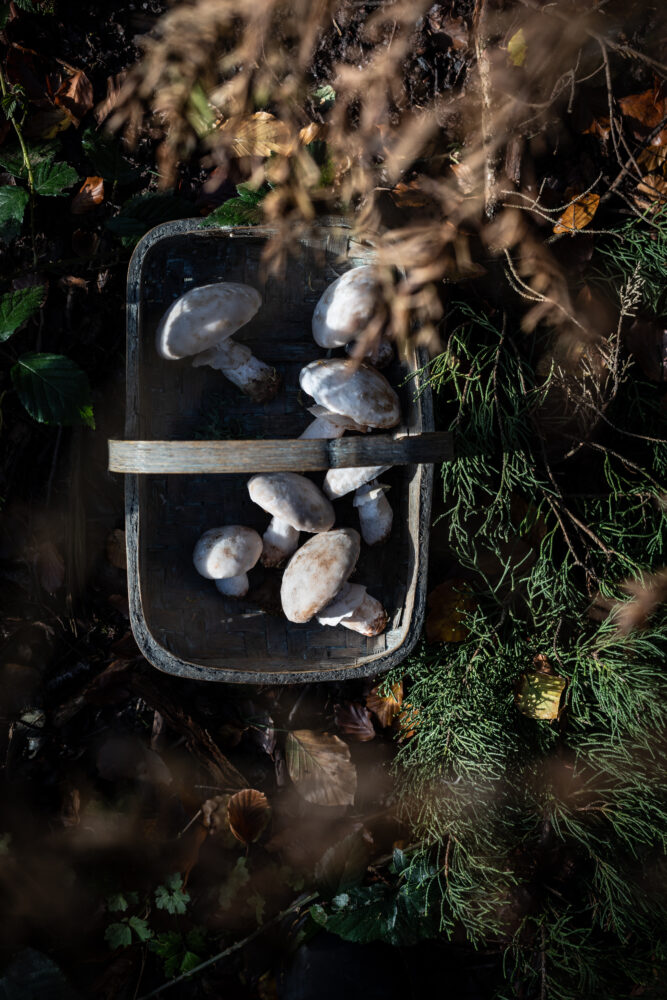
(378, 290, 667, 998)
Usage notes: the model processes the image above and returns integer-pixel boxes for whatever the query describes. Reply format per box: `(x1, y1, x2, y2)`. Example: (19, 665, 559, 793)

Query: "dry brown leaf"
(24, 106, 71, 140)
(390, 180, 433, 208)
(219, 111, 293, 158)
(553, 192, 600, 235)
(106, 529, 127, 570)
(582, 116, 611, 141)
(299, 122, 322, 145)
(285, 730, 356, 807)
(54, 70, 94, 126)
(426, 580, 476, 643)
(396, 702, 420, 740)
(619, 83, 667, 144)
(366, 680, 403, 728)
(334, 702, 375, 742)
(71, 176, 104, 214)
(227, 788, 271, 844)
(634, 173, 667, 211)
(589, 568, 667, 634)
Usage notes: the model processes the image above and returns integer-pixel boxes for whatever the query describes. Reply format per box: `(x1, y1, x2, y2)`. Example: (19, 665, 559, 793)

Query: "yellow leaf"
(219, 111, 293, 158)
(507, 29, 527, 67)
(553, 192, 600, 235)
(515, 671, 566, 720)
(426, 580, 476, 643)
(366, 681, 403, 728)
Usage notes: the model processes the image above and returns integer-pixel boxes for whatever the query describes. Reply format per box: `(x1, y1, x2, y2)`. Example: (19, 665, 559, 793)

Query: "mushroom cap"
(156, 282, 261, 360)
(248, 473, 335, 532)
(193, 526, 262, 580)
(312, 266, 381, 348)
(299, 359, 400, 430)
(281, 528, 361, 623)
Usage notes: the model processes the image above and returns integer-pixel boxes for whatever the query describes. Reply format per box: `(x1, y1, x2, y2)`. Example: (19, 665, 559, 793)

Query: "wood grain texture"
(109, 431, 453, 474)
(120, 218, 435, 683)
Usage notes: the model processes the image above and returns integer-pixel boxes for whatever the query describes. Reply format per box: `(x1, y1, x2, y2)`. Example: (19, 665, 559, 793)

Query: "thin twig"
(138, 892, 318, 1000)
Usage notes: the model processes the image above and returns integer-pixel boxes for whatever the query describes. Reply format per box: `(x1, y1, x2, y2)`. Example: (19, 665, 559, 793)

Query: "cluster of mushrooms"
(156, 266, 401, 638)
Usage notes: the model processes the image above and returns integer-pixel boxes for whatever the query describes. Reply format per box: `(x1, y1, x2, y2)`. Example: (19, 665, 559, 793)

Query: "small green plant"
(150, 928, 209, 979)
(154, 873, 191, 915)
(201, 183, 269, 228)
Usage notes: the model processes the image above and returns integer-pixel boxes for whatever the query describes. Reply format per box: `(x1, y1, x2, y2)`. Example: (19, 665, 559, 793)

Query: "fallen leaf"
(201, 794, 231, 835)
(71, 176, 104, 214)
(582, 116, 611, 141)
(227, 788, 271, 845)
(515, 670, 566, 720)
(314, 826, 373, 896)
(396, 702, 420, 740)
(426, 580, 476, 643)
(334, 702, 375, 742)
(54, 70, 93, 126)
(285, 730, 357, 807)
(219, 111, 293, 158)
(451, 160, 477, 195)
(634, 173, 667, 211)
(552, 192, 600, 235)
(299, 122, 322, 145)
(366, 681, 403, 728)
(106, 529, 127, 569)
(24, 107, 71, 140)
(390, 179, 433, 208)
(507, 28, 527, 67)
(619, 82, 667, 144)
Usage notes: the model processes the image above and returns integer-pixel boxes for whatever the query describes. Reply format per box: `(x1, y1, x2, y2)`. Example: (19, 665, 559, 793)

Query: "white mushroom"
(300, 359, 400, 431)
(298, 405, 366, 440)
(323, 464, 391, 500)
(281, 529, 388, 636)
(248, 472, 335, 568)
(312, 265, 393, 367)
(193, 526, 262, 598)
(353, 480, 393, 545)
(156, 282, 280, 402)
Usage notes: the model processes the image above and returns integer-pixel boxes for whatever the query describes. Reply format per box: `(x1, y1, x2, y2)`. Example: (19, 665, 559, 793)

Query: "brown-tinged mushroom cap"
(281, 528, 360, 623)
(156, 282, 261, 360)
(299, 359, 400, 430)
(248, 473, 335, 533)
(312, 265, 381, 348)
(193, 526, 262, 580)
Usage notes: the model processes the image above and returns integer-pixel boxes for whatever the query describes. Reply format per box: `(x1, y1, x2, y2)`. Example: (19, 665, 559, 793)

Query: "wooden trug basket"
(108, 219, 452, 684)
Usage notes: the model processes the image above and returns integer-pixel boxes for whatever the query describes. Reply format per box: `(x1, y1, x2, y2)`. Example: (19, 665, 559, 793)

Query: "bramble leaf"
(11, 352, 95, 427)
(0, 286, 44, 342)
(105, 922, 133, 950)
(0, 186, 29, 241)
(33, 160, 78, 196)
(154, 873, 190, 915)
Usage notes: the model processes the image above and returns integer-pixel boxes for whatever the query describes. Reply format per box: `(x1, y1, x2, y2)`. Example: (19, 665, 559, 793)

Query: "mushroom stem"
(340, 591, 388, 636)
(353, 480, 393, 545)
(192, 339, 281, 403)
(315, 582, 387, 636)
(261, 518, 300, 568)
(323, 464, 391, 500)
(215, 574, 249, 598)
(299, 406, 368, 439)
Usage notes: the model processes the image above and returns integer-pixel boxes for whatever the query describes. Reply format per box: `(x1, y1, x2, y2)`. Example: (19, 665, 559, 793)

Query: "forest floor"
(0, 1, 666, 999)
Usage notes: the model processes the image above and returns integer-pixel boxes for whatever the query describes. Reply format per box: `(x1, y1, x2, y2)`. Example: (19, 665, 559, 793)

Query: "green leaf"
(200, 184, 267, 228)
(155, 874, 190, 915)
(105, 922, 133, 950)
(33, 160, 78, 196)
(11, 353, 95, 427)
(128, 916, 153, 942)
(106, 192, 195, 247)
(0, 5, 11, 29)
(81, 127, 140, 186)
(312, 84, 336, 108)
(106, 893, 129, 913)
(0, 141, 56, 178)
(179, 952, 201, 975)
(0, 186, 29, 242)
(315, 829, 372, 897)
(0, 286, 44, 342)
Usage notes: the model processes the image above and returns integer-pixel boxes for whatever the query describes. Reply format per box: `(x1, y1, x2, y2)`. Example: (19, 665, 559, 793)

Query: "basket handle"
(108, 431, 453, 475)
